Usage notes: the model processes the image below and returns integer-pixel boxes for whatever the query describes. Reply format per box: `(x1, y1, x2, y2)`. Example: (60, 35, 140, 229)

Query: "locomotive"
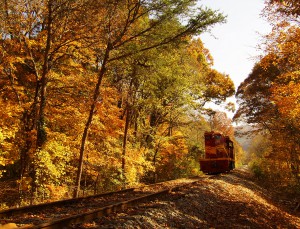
(199, 131, 235, 174)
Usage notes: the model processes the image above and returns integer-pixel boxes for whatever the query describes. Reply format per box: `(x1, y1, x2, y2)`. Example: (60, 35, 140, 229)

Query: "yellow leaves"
(0, 126, 19, 166)
(158, 131, 189, 162)
(260, 24, 300, 124)
(33, 139, 73, 186)
(188, 39, 213, 64)
(45, 184, 69, 201)
(124, 147, 154, 185)
(17, 177, 32, 192)
(271, 77, 300, 121)
(0, 131, 5, 168)
(0, 158, 5, 167)
(204, 69, 235, 103)
(264, 25, 300, 68)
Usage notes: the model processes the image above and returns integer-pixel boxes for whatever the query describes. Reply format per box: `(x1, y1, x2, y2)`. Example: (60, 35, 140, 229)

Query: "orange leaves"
(211, 111, 234, 137)
(271, 77, 300, 121)
(204, 69, 235, 104)
(236, 19, 300, 184)
(155, 131, 188, 168)
(263, 25, 300, 123)
(93, 84, 124, 137)
(187, 38, 213, 69)
(265, 0, 300, 20)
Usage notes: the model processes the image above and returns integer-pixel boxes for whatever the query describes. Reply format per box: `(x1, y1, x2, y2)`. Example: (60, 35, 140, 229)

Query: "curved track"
(0, 178, 202, 228)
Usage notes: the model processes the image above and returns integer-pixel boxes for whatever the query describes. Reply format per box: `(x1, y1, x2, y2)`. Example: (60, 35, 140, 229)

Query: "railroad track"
(0, 177, 202, 229)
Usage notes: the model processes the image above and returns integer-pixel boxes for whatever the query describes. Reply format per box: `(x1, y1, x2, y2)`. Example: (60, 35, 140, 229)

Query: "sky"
(198, 0, 272, 90)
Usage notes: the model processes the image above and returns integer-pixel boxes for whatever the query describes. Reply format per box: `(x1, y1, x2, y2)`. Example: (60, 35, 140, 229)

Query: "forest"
(235, 0, 300, 194)
(0, 0, 299, 209)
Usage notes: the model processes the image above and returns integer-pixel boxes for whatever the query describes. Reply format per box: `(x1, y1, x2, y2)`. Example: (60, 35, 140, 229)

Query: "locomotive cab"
(200, 131, 235, 174)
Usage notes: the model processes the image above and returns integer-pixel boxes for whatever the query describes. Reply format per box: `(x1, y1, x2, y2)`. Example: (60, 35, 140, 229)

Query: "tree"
(265, 0, 300, 20)
(73, 0, 226, 197)
(234, 21, 300, 185)
(202, 70, 235, 105)
(211, 111, 234, 137)
(0, 0, 95, 201)
(0, 0, 237, 204)
(234, 60, 279, 131)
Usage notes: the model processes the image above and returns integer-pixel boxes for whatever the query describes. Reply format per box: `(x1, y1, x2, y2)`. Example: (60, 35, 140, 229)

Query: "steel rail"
(19, 181, 199, 229)
(0, 188, 135, 218)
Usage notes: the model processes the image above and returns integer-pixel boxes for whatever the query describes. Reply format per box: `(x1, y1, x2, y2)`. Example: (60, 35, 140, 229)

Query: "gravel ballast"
(76, 167, 300, 228)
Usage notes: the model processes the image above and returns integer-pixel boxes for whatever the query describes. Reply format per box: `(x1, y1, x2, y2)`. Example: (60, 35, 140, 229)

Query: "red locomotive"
(199, 131, 235, 174)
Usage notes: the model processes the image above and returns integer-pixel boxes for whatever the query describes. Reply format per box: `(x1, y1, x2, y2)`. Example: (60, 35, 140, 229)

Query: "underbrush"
(248, 161, 300, 212)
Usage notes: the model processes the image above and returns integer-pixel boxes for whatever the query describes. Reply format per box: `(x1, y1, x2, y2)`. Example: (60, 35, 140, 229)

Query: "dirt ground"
(77, 167, 300, 228)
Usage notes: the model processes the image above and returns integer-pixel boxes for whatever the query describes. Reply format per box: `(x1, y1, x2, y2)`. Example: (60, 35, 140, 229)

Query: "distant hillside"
(234, 125, 254, 152)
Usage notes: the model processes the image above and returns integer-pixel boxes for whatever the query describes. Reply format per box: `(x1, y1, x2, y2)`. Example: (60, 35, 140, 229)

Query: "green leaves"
(187, 7, 226, 35)
(0, 0, 236, 203)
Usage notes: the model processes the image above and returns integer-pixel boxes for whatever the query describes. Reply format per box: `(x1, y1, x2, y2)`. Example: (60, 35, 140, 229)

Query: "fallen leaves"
(90, 167, 300, 228)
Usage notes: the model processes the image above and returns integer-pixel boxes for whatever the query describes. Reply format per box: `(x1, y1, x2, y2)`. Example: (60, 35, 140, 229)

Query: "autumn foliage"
(235, 1, 300, 188)
(0, 0, 237, 207)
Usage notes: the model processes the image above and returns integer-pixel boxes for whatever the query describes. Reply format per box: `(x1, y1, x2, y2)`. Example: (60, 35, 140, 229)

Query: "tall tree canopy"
(0, 0, 236, 205)
(73, 0, 227, 197)
(235, 2, 300, 185)
(265, 0, 300, 19)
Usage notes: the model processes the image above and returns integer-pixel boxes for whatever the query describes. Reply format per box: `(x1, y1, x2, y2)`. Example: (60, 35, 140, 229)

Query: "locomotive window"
(205, 135, 211, 140)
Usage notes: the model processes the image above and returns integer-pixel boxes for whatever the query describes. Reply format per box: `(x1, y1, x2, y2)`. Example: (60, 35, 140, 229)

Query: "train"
(199, 131, 235, 174)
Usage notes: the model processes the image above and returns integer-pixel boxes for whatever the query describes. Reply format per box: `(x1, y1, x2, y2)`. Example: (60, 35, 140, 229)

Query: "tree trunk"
(122, 107, 131, 185)
(152, 147, 159, 183)
(73, 43, 111, 198)
(36, 1, 53, 148)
